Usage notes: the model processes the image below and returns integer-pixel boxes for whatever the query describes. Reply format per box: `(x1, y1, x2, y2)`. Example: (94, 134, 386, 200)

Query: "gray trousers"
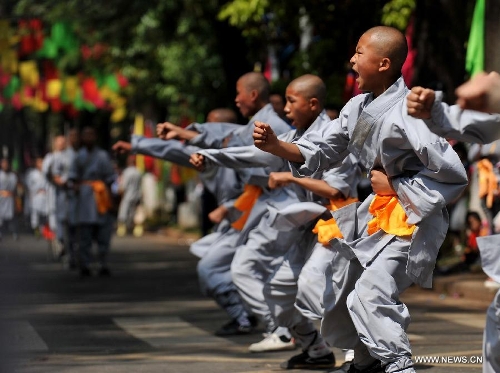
(484, 289, 500, 373)
(231, 217, 297, 332)
(79, 217, 113, 268)
(323, 238, 416, 372)
(264, 228, 334, 346)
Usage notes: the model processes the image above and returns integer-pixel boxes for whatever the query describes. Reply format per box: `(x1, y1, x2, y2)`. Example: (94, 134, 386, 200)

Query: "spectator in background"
(27, 157, 50, 237)
(0, 158, 18, 240)
(116, 155, 143, 237)
(270, 93, 288, 123)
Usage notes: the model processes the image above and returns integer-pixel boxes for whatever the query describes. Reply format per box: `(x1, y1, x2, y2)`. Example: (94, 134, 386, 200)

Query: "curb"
(432, 272, 498, 303)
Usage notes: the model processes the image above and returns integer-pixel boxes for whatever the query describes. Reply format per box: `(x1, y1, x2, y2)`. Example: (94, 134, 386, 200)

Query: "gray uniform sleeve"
(198, 145, 286, 170)
(390, 125, 468, 225)
(290, 103, 352, 177)
(321, 154, 361, 199)
(424, 91, 500, 143)
(131, 135, 196, 168)
(186, 122, 242, 149)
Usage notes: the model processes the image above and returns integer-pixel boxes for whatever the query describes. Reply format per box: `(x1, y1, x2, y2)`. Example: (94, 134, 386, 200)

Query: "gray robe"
(26, 168, 49, 228)
(287, 77, 467, 371)
(291, 77, 468, 288)
(421, 100, 500, 373)
(68, 147, 115, 225)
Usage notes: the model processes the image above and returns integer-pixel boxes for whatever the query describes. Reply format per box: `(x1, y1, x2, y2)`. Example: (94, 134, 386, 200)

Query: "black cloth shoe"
(215, 319, 252, 336)
(346, 360, 384, 373)
(280, 350, 335, 370)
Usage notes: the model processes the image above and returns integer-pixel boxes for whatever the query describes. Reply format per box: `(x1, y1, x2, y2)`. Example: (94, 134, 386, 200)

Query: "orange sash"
(231, 184, 262, 230)
(477, 159, 499, 208)
(84, 181, 112, 214)
(312, 197, 359, 244)
(367, 195, 415, 236)
(0, 190, 13, 197)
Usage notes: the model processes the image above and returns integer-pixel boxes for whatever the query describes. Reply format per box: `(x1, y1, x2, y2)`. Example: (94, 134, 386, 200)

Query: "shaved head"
(207, 108, 238, 123)
(364, 26, 408, 77)
(288, 74, 326, 107)
(238, 72, 270, 101)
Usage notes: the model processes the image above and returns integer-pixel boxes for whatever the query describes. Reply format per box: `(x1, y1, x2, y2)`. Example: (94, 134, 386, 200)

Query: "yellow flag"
(134, 114, 145, 172)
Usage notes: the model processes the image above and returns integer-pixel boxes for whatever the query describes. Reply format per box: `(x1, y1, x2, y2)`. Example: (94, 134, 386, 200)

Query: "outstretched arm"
(268, 171, 342, 200)
(407, 86, 500, 144)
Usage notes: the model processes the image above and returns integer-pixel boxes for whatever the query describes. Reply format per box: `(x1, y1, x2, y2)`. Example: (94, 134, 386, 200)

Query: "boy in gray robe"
(69, 127, 115, 277)
(113, 96, 289, 337)
(191, 76, 358, 357)
(406, 71, 500, 373)
(253, 26, 468, 373)
(27, 157, 50, 234)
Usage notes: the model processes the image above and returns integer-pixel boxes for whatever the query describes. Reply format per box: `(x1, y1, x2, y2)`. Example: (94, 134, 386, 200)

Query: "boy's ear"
(309, 97, 320, 110)
(379, 57, 391, 73)
(250, 89, 259, 101)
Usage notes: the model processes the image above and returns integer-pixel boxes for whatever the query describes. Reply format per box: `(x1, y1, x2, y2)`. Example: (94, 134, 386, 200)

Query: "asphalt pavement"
(0, 232, 490, 373)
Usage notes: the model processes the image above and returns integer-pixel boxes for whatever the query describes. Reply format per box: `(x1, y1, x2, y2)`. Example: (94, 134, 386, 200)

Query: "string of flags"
(0, 19, 129, 122)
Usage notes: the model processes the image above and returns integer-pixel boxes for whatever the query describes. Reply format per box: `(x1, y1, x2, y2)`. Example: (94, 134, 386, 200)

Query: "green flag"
(465, 0, 485, 77)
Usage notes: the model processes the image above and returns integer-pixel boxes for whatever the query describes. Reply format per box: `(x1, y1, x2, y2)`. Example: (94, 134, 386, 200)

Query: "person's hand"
(268, 172, 292, 189)
(208, 205, 228, 224)
(407, 87, 436, 119)
(156, 122, 178, 140)
(455, 71, 500, 113)
(370, 169, 396, 196)
(189, 153, 205, 171)
(112, 141, 132, 154)
(253, 121, 279, 152)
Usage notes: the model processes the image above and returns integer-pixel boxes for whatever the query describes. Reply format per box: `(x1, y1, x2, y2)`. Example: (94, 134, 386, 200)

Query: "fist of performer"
(156, 122, 177, 140)
(112, 141, 132, 154)
(208, 205, 228, 224)
(455, 71, 500, 113)
(407, 87, 436, 119)
(190, 153, 205, 171)
(370, 169, 396, 196)
(268, 172, 292, 189)
(253, 121, 278, 151)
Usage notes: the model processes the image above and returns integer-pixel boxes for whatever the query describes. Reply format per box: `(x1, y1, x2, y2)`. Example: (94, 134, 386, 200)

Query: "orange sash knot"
(367, 195, 415, 236)
(85, 181, 112, 214)
(312, 197, 359, 245)
(477, 159, 499, 208)
(231, 184, 262, 230)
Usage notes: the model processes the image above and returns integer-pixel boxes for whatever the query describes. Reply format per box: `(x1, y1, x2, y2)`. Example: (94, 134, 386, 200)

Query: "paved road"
(0, 233, 488, 373)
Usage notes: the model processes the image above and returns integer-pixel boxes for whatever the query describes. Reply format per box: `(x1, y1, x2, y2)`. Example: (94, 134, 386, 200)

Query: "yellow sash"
(231, 184, 262, 230)
(367, 195, 415, 236)
(477, 159, 498, 208)
(85, 181, 112, 214)
(312, 197, 358, 244)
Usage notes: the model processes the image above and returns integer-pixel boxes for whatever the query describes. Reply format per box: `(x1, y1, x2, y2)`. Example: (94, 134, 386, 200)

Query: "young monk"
(406, 72, 500, 373)
(253, 26, 468, 373)
(113, 89, 290, 336)
(190, 75, 360, 363)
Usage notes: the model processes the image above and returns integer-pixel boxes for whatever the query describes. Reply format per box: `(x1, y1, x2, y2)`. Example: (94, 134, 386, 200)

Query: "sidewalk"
(431, 272, 498, 304)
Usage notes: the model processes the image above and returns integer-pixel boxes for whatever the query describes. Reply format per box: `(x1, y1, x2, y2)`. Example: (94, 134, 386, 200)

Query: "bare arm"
(268, 172, 341, 200)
